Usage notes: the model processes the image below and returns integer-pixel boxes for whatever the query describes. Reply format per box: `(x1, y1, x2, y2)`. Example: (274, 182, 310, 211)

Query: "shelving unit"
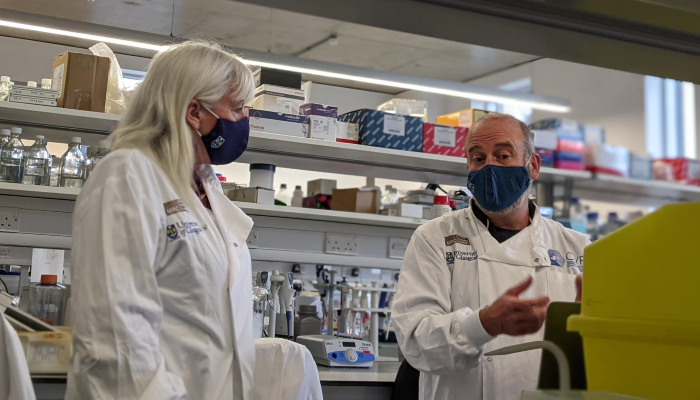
(0, 101, 699, 206)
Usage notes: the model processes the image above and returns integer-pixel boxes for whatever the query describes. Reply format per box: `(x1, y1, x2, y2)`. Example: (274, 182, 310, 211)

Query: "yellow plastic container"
(568, 203, 700, 399)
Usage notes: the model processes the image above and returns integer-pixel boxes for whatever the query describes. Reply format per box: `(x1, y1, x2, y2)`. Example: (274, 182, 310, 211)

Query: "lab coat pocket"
(545, 269, 577, 303)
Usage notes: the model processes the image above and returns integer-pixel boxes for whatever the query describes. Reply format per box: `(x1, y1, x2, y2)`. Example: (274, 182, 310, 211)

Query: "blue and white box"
(338, 109, 423, 152)
(249, 109, 309, 138)
(530, 118, 583, 141)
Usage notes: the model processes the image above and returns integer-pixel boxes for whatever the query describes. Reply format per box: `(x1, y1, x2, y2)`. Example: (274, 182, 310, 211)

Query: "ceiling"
(0, 0, 539, 83)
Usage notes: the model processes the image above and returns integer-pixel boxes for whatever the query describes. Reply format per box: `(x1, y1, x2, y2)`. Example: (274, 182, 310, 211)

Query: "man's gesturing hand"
(478, 276, 550, 337)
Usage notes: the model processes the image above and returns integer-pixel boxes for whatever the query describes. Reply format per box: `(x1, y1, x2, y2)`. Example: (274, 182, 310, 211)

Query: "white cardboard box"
(254, 84, 305, 99)
(307, 116, 337, 141)
(337, 121, 359, 144)
(382, 203, 424, 219)
(249, 109, 309, 138)
(8, 95, 57, 107)
(250, 94, 305, 115)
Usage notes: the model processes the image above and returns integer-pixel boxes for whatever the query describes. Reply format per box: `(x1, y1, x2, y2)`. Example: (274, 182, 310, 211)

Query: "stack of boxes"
(299, 103, 338, 142)
(530, 119, 585, 170)
(9, 83, 59, 107)
(654, 158, 700, 186)
(419, 108, 487, 158)
(337, 109, 423, 152)
(248, 68, 310, 138)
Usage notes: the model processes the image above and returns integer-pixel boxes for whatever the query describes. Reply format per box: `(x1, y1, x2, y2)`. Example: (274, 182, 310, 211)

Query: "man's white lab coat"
(67, 149, 255, 399)
(393, 204, 586, 400)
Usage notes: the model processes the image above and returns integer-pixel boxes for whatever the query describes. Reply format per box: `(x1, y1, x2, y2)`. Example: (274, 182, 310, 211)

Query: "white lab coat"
(66, 149, 255, 400)
(393, 204, 586, 400)
(0, 314, 35, 400)
(252, 338, 323, 400)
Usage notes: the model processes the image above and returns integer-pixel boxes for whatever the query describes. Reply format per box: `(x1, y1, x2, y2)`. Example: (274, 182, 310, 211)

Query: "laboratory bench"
(31, 362, 401, 400)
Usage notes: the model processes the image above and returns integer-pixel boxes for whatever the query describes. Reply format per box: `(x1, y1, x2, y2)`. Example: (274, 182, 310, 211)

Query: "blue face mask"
(198, 105, 250, 165)
(467, 159, 531, 213)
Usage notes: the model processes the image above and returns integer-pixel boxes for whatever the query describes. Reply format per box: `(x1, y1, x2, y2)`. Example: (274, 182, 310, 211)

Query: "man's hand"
(575, 275, 582, 303)
(479, 276, 550, 336)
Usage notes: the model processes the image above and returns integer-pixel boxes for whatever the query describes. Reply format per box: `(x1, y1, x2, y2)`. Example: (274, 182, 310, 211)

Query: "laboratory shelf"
(0, 101, 118, 136)
(574, 173, 700, 205)
(0, 182, 80, 201)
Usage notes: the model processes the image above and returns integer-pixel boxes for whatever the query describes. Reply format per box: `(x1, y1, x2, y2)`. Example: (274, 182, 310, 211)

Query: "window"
(645, 76, 696, 159)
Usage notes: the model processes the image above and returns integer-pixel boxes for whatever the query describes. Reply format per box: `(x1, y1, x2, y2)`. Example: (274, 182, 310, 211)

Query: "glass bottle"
(22, 135, 51, 185)
(0, 76, 12, 101)
(0, 127, 24, 183)
(0, 129, 11, 149)
(59, 137, 87, 188)
(27, 274, 67, 326)
(86, 139, 110, 179)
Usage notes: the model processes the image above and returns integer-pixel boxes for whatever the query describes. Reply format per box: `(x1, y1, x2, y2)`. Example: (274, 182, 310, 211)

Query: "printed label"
(276, 97, 294, 114)
(310, 118, 333, 140)
(52, 64, 64, 95)
(164, 200, 187, 216)
(383, 115, 405, 136)
(434, 126, 456, 147)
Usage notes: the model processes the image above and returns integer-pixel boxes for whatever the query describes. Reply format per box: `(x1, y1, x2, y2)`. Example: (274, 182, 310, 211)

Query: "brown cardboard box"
(52, 52, 110, 112)
(332, 189, 377, 214)
(437, 109, 489, 128)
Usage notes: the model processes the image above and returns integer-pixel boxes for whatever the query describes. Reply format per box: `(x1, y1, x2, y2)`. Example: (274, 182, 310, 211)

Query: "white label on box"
(434, 126, 456, 147)
(309, 117, 336, 141)
(52, 64, 64, 95)
(276, 97, 294, 114)
(338, 122, 359, 142)
(383, 115, 405, 136)
(631, 158, 650, 179)
(689, 160, 700, 180)
(31, 249, 65, 283)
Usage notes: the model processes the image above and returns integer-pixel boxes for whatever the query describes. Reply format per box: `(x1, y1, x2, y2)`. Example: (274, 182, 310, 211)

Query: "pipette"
(278, 272, 296, 339)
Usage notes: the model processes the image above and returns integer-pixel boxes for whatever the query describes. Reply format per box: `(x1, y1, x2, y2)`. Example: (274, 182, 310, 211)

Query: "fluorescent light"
(0, 19, 570, 112)
(242, 60, 570, 112)
(0, 19, 166, 51)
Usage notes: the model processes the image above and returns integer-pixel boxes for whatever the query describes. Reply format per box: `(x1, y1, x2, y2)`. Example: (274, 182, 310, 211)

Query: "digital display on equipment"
(342, 342, 356, 347)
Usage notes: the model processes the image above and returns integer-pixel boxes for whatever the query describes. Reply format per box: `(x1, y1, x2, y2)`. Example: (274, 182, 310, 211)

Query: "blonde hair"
(109, 40, 255, 205)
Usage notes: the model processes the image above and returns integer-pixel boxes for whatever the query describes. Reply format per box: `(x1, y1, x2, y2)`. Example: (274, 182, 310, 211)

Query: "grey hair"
(110, 40, 255, 206)
(467, 113, 535, 161)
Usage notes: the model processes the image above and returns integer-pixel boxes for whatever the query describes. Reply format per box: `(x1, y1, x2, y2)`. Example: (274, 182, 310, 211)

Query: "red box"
(422, 123, 468, 157)
(303, 194, 332, 210)
(659, 158, 700, 185)
(554, 160, 585, 171)
(557, 139, 584, 153)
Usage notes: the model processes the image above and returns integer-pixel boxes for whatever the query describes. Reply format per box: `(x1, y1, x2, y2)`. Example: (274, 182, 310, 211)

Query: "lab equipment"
(26, 275, 67, 326)
(41, 79, 52, 90)
(275, 183, 291, 206)
(253, 271, 271, 339)
(58, 137, 87, 188)
(0, 291, 57, 332)
(86, 139, 110, 178)
(432, 195, 451, 219)
(586, 212, 600, 241)
(267, 271, 286, 339)
(291, 185, 304, 207)
(381, 185, 399, 208)
(0, 127, 24, 183)
(275, 272, 295, 339)
(22, 135, 51, 186)
(568, 198, 587, 234)
(0, 76, 11, 101)
(296, 305, 323, 338)
(296, 335, 375, 368)
(249, 163, 275, 190)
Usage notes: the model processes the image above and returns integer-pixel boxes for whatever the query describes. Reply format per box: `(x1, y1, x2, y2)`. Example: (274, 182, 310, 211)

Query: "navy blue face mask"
(467, 159, 531, 213)
(198, 105, 250, 165)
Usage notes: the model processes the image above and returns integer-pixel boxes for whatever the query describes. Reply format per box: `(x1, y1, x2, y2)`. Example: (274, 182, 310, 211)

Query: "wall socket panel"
(325, 233, 358, 256)
(0, 209, 20, 232)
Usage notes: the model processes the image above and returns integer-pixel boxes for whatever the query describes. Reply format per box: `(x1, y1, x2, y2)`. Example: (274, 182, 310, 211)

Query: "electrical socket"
(389, 237, 409, 259)
(325, 233, 358, 256)
(246, 229, 258, 248)
(0, 209, 20, 232)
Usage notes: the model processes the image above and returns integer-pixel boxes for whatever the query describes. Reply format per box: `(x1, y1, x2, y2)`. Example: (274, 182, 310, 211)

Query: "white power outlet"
(389, 237, 409, 259)
(0, 209, 20, 232)
(325, 233, 358, 256)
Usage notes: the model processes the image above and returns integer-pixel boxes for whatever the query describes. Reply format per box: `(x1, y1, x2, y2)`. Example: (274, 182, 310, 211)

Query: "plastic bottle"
(22, 135, 51, 186)
(275, 183, 291, 206)
(586, 212, 601, 242)
(569, 198, 587, 234)
(59, 137, 87, 188)
(0, 127, 24, 183)
(0, 76, 12, 101)
(291, 185, 304, 207)
(432, 195, 452, 219)
(600, 212, 624, 238)
(41, 79, 52, 90)
(381, 185, 399, 208)
(27, 274, 67, 326)
(85, 139, 110, 179)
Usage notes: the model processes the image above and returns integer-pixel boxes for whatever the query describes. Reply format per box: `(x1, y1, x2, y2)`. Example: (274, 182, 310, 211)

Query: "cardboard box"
(10, 85, 60, 99)
(332, 188, 377, 214)
(401, 194, 434, 205)
(338, 109, 423, 152)
(252, 67, 302, 89)
(537, 149, 555, 167)
(557, 139, 584, 153)
(584, 144, 630, 177)
(250, 94, 304, 114)
(9, 95, 57, 107)
(422, 123, 468, 157)
(533, 129, 558, 151)
(18, 331, 71, 374)
(254, 84, 305, 100)
(52, 52, 110, 111)
(554, 160, 584, 171)
(226, 186, 275, 205)
(437, 109, 489, 128)
(659, 158, 700, 185)
(629, 154, 652, 180)
(337, 122, 359, 144)
(307, 116, 337, 141)
(299, 103, 338, 118)
(554, 151, 583, 163)
(530, 119, 583, 141)
(307, 179, 337, 196)
(584, 124, 606, 145)
(303, 194, 332, 210)
(380, 203, 423, 219)
(249, 109, 309, 137)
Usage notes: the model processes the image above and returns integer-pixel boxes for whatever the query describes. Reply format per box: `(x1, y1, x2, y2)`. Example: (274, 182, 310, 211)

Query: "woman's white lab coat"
(66, 149, 255, 400)
(392, 204, 586, 400)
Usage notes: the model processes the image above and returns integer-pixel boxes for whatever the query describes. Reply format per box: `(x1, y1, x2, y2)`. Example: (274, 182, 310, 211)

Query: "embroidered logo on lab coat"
(166, 221, 203, 240)
(446, 252, 455, 264)
(445, 235, 470, 246)
(446, 250, 478, 264)
(166, 224, 179, 240)
(164, 199, 187, 216)
(548, 249, 564, 267)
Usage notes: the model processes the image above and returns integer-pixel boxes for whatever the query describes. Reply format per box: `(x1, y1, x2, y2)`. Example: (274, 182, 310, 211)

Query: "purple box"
(299, 103, 338, 118)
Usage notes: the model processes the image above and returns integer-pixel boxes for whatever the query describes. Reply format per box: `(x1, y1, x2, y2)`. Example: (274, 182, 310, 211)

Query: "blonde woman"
(67, 41, 256, 399)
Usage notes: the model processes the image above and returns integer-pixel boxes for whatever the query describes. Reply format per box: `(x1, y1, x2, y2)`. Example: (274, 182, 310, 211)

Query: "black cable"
(0, 276, 8, 293)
